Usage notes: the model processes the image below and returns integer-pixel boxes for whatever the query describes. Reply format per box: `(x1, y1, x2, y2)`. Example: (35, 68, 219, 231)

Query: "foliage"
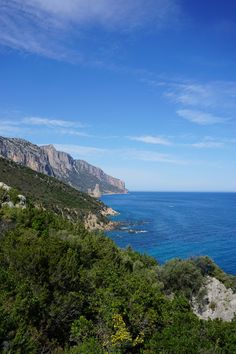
(0, 206, 236, 353)
(192, 256, 236, 292)
(111, 314, 132, 348)
(159, 258, 204, 299)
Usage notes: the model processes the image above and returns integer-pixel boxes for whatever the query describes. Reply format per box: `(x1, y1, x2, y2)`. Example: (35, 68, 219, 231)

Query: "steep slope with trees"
(0, 183, 236, 352)
(0, 156, 113, 229)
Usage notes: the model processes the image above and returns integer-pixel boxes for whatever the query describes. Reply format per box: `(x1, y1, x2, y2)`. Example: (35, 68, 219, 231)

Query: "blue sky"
(0, 0, 236, 191)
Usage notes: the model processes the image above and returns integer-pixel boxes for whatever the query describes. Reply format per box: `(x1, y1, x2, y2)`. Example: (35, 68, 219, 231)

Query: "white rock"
(101, 207, 119, 216)
(192, 276, 236, 322)
(2, 201, 14, 208)
(0, 182, 11, 191)
(17, 195, 26, 205)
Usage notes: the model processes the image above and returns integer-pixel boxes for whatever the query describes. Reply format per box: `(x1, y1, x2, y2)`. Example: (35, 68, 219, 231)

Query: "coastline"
(97, 191, 236, 276)
(101, 191, 129, 196)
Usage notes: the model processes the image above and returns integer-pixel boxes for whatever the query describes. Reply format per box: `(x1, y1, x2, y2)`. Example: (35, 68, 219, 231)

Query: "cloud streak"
(54, 143, 189, 165)
(177, 109, 227, 125)
(191, 139, 225, 149)
(0, 1, 71, 60)
(122, 149, 188, 164)
(0, 0, 179, 59)
(165, 80, 236, 111)
(0, 116, 90, 138)
(23, 117, 86, 128)
(0, 123, 22, 135)
(129, 135, 172, 145)
(25, 0, 178, 28)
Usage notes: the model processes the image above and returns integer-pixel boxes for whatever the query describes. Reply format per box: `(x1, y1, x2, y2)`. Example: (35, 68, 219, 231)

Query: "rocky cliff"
(192, 276, 236, 321)
(0, 138, 54, 176)
(0, 137, 128, 196)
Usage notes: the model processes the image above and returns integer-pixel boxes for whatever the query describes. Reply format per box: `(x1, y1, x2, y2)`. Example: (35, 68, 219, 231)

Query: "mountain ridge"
(0, 136, 128, 196)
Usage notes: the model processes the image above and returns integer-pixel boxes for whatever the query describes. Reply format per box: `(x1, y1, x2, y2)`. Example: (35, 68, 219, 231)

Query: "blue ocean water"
(101, 192, 236, 275)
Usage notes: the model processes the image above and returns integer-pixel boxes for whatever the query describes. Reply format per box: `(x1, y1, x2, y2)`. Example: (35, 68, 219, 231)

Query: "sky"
(0, 0, 236, 191)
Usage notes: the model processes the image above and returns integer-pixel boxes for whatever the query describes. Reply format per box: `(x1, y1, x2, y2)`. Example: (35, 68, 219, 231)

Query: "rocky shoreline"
(84, 206, 120, 231)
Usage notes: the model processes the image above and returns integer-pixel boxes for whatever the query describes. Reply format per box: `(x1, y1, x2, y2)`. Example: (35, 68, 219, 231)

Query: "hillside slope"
(0, 156, 236, 352)
(0, 156, 114, 229)
(0, 204, 236, 353)
(0, 137, 128, 196)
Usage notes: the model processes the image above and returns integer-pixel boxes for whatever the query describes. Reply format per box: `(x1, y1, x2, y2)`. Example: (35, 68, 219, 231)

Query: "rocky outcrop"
(0, 137, 128, 195)
(0, 182, 27, 209)
(88, 184, 101, 198)
(192, 276, 236, 322)
(101, 206, 119, 217)
(84, 210, 118, 231)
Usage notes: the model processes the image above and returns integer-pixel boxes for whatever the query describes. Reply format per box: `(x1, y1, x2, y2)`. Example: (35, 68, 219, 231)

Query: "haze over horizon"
(1, 0, 236, 191)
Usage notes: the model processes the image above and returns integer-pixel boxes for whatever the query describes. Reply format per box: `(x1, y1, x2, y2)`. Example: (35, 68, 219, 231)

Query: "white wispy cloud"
(122, 149, 188, 164)
(189, 136, 236, 148)
(191, 140, 224, 149)
(57, 129, 91, 137)
(0, 118, 28, 135)
(0, 0, 179, 59)
(54, 143, 189, 165)
(0, 116, 90, 138)
(23, 117, 86, 128)
(0, 1, 70, 60)
(165, 80, 236, 111)
(129, 135, 172, 145)
(0, 123, 22, 135)
(26, 0, 178, 28)
(140, 77, 236, 128)
(176, 109, 227, 125)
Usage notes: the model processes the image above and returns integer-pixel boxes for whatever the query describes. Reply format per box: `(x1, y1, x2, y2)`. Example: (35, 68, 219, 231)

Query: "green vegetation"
(0, 205, 236, 353)
(0, 157, 108, 223)
(192, 256, 236, 292)
(0, 156, 236, 353)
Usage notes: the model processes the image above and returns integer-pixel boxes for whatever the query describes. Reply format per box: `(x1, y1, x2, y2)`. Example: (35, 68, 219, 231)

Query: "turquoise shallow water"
(101, 192, 236, 275)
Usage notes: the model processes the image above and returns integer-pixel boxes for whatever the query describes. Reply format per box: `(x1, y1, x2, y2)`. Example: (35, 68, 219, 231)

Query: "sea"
(101, 192, 236, 275)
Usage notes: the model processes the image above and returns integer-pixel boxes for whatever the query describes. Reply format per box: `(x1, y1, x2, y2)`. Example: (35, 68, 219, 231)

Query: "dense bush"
(159, 258, 204, 299)
(0, 206, 236, 353)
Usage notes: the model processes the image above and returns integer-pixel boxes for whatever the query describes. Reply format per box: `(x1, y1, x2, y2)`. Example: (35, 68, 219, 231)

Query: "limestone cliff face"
(41, 145, 74, 178)
(74, 160, 127, 192)
(0, 137, 128, 196)
(0, 137, 54, 176)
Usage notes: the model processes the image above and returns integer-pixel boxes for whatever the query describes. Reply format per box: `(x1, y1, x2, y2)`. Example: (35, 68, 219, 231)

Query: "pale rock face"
(89, 184, 101, 198)
(0, 182, 27, 209)
(16, 195, 27, 208)
(84, 212, 117, 231)
(76, 160, 127, 191)
(192, 276, 236, 322)
(0, 137, 54, 176)
(18, 195, 26, 202)
(0, 137, 127, 195)
(2, 201, 14, 208)
(101, 207, 119, 216)
(0, 182, 11, 191)
(41, 145, 74, 177)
